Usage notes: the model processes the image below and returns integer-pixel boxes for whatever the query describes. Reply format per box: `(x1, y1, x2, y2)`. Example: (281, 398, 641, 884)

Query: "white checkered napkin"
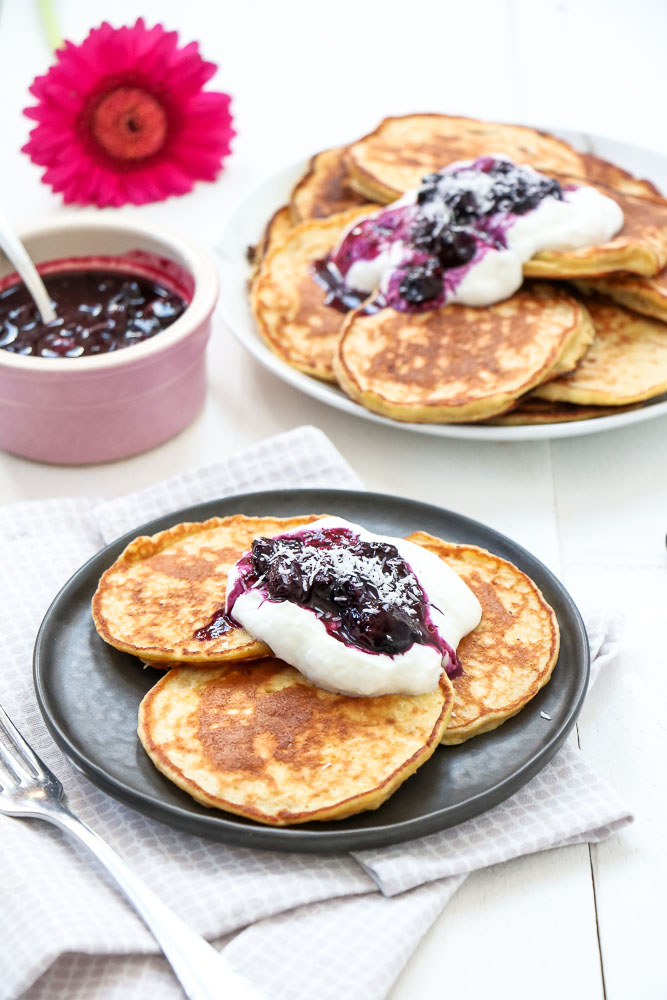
(353, 738, 631, 896)
(353, 611, 631, 896)
(222, 876, 466, 1000)
(0, 427, 372, 1000)
(22, 881, 465, 1000)
(0, 426, 632, 1000)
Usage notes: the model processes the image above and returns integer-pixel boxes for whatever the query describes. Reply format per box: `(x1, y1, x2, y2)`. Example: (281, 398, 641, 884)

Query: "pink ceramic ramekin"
(0, 214, 219, 464)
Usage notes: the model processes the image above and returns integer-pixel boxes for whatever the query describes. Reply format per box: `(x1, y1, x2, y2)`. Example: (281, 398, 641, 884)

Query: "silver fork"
(0, 703, 266, 1000)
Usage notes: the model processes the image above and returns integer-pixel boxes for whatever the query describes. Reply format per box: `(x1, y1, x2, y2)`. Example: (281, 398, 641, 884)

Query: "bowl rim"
(0, 212, 219, 373)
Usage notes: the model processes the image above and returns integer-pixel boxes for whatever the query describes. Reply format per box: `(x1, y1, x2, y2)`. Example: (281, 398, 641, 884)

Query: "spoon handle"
(0, 222, 56, 323)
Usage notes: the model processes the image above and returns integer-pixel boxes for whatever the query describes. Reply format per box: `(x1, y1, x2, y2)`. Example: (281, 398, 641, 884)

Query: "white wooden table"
(1, 1, 665, 997)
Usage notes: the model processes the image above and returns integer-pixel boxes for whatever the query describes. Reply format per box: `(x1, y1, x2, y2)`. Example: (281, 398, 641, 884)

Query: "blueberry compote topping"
(321, 156, 564, 313)
(311, 259, 370, 313)
(227, 526, 461, 675)
(0, 270, 187, 357)
(193, 610, 236, 642)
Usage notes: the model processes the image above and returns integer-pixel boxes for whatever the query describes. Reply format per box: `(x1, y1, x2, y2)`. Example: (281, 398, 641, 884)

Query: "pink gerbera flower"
(23, 19, 235, 207)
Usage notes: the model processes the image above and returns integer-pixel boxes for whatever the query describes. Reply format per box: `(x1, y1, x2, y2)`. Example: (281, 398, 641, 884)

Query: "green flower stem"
(37, 0, 63, 51)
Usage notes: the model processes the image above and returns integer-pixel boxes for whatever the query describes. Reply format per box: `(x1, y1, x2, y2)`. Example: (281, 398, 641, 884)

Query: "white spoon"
(0, 220, 56, 323)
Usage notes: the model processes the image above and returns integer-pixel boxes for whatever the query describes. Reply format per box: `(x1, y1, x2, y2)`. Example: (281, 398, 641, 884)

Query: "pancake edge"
(137, 666, 455, 826)
(332, 289, 591, 424)
(91, 514, 322, 664)
(405, 533, 560, 745)
(250, 206, 376, 383)
(574, 277, 667, 325)
(343, 112, 588, 205)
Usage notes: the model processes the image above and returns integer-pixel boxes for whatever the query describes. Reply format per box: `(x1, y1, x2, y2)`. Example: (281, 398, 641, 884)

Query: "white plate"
(215, 130, 667, 440)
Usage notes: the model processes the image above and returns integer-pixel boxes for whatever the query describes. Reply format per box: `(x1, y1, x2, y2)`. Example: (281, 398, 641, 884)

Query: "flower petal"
(22, 19, 234, 207)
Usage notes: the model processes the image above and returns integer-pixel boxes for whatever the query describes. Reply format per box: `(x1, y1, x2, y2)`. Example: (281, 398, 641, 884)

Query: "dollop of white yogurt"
(336, 155, 624, 309)
(450, 184, 624, 307)
(226, 516, 482, 697)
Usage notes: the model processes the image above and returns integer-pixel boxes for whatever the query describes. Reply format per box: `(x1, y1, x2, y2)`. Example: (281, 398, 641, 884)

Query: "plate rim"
(33, 487, 590, 853)
(215, 134, 667, 442)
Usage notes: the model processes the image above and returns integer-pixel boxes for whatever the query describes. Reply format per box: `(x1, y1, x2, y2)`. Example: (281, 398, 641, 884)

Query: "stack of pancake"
(249, 114, 667, 425)
(92, 513, 559, 826)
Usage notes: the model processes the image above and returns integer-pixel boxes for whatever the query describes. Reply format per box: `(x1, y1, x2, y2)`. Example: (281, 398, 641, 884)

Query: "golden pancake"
(333, 283, 594, 423)
(533, 298, 667, 405)
(92, 514, 323, 664)
(484, 395, 639, 425)
(289, 147, 368, 223)
(406, 533, 559, 744)
(251, 206, 376, 381)
(575, 266, 667, 325)
(579, 152, 663, 201)
(523, 181, 667, 279)
(137, 657, 454, 825)
(344, 113, 587, 202)
(249, 204, 293, 283)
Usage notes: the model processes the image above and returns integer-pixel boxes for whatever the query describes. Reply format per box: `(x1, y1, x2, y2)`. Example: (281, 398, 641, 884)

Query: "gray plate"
(33, 489, 589, 853)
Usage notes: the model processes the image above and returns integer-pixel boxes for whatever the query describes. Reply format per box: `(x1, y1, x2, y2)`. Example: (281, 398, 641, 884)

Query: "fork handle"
(43, 804, 265, 1000)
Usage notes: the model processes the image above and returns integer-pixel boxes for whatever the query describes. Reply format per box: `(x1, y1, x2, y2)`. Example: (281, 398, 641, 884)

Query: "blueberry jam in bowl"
(0, 215, 218, 463)
(0, 270, 188, 359)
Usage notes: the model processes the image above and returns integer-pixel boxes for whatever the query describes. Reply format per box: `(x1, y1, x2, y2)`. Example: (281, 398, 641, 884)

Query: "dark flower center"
(91, 86, 167, 161)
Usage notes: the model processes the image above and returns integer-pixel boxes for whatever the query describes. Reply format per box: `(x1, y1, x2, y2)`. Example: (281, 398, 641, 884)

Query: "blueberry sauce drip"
(322, 156, 564, 313)
(0, 270, 188, 357)
(193, 610, 237, 642)
(311, 258, 369, 313)
(226, 526, 461, 674)
(311, 258, 384, 315)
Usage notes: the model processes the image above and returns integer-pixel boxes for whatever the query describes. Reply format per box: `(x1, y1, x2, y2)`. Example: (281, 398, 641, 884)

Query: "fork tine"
(0, 703, 43, 779)
(0, 738, 33, 784)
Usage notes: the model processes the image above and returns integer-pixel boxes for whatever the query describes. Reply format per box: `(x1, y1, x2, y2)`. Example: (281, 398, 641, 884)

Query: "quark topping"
(226, 516, 482, 697)
(313, 156, 623, 312)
